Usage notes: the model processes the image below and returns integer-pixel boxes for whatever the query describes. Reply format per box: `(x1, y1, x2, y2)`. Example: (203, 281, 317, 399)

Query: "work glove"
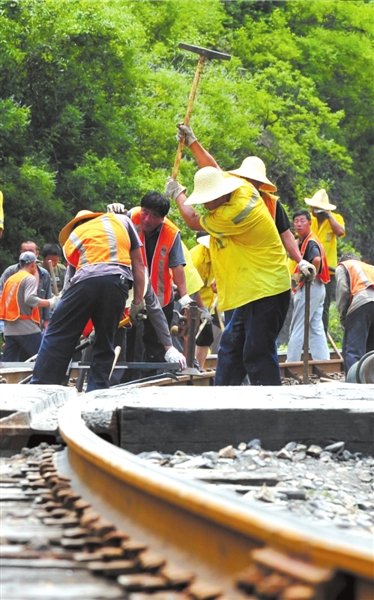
(165, 176, 187, 201)
(298, 260, 316, 281)
(165, 346, 187, 370)
(199, 306, 213, 323)
(179, 294, 193, 309)
(177, 123, 197, 147)
(130, 299, 145, 323)
(48, 295, 60, 310)
(107, 203, 127, 214)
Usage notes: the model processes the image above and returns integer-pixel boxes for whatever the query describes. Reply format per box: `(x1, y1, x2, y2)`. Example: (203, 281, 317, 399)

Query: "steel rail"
(57, 397, 373, 598)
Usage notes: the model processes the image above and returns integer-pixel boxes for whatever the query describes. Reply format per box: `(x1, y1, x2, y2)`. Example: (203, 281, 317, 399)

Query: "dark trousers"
(2, 332, 42, 362)
(142, 300, 174, 362)
(31, 275, 129, 391)
(343, 302, 374, 374)
(323, 275, 336, 333)
(215, 290, 290, 386)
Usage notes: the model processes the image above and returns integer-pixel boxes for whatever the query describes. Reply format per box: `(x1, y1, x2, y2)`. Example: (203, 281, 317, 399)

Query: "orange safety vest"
(339, 260, 374, 301)
(64, 213, 131, 269)
(294, 231, 330, 286)
(131, 207, 179, 307)
(260, 191, 277, 221)
(0, 270, 40, 324)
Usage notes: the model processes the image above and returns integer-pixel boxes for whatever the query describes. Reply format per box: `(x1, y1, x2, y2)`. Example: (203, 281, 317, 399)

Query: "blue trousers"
(31, 275, 129, 391)
(2, 332, 42, 362)
(343, 302, 374, 374)
(215, 290, 290, 386)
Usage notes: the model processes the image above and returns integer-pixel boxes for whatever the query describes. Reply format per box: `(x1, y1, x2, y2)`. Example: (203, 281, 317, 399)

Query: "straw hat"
(304, 189, 336, 212)
(59, 210, 103, 245)
(228, 156, 276, 192)
(184, 167, 243, 206)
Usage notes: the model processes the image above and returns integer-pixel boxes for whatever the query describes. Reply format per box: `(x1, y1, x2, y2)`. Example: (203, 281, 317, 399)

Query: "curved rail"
(57, 396, 373, 598)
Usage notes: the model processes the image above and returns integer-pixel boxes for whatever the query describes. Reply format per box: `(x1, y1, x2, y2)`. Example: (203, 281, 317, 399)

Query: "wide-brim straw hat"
(305, 188, 336, 211)
(59, 210, 103, 245)
(184, 167, 243, 206)
(228, 156, 277, 192)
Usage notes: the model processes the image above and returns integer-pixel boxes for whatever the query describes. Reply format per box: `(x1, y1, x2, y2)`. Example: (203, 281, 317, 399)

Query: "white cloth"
(286, 279, 329, 362)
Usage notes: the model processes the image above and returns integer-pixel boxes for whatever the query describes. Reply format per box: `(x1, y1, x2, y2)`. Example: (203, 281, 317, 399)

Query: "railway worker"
(0, 251, 58, 361)
(335, 254, 374, 374)
(109, 193, 193, 366)
(165, 168, 291, 386)
(189, 233, 218, 370)
(286, 210, 330, 362)
(0, 240, 52, 330)
(41, 243, 67, 293)
(305, 189, 345, 333)
(30, 209, 146, 391)
(176, 125, 315, 279)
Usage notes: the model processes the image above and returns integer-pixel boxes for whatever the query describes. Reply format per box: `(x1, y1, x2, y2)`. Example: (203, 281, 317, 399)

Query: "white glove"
(165, 176, 187, 201)
(298, 260, 316, 281)
(179, 294, 193, 309)
(165, 346, 187, 370)
(107, 203, 127, 214)
(130, 300, 145, 322)
(177, 123, 197, 147)
(199, 306, 213, 323)
(48, 295, 60, 310)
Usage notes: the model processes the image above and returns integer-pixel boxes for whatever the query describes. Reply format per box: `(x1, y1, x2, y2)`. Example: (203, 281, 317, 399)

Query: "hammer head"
(179, 43, 231, 61)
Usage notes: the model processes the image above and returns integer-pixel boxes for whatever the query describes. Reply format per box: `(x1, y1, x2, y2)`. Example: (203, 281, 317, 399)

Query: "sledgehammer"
(172, 43, 231, 179)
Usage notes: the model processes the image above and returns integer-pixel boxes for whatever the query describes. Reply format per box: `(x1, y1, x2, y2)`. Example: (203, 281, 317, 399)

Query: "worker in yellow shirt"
(305, 189, 345, 332)
(166, 166, 291, 386)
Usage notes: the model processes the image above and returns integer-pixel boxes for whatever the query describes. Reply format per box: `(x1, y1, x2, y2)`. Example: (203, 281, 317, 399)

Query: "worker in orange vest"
(0, 251, 57, 361)
(286, 210, 330, 362)
(335, 254, 374, 374)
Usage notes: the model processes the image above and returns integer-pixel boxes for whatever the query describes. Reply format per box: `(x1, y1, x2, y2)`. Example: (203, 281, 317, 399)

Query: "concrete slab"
(84, 383, 374, 455)
(0, 385, 77, 454)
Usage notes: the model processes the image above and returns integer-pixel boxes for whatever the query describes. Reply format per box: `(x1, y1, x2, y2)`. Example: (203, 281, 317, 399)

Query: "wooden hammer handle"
(172, 55, 206, 180)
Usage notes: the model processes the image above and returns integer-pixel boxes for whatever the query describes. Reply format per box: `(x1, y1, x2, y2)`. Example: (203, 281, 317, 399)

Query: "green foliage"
(328, 302, 343, 350)
(0, 0, 373, 274)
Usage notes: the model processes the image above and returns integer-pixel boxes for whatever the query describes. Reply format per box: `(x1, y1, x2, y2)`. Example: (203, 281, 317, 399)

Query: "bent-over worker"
(335, 255, 374, 374)
(30, 210, 145, 391)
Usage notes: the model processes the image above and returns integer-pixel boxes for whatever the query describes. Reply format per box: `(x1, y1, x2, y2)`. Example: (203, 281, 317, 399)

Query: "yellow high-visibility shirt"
(190, 243, 216, 310)
(181, 241, 204, 296)
(200, 180, 290, 311)
(311, 212, 345, 270)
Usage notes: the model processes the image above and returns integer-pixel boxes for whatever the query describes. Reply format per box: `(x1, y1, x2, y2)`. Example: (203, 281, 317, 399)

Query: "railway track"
(1, 385, 373, 599)
(0, 352, 344, 386)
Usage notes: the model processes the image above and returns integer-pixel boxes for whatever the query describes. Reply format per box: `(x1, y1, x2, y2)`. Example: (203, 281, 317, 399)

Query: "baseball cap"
(19, 251, 37, 264)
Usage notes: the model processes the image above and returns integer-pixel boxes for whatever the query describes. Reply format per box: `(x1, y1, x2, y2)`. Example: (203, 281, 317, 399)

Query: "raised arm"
(177, 125, 221, 169)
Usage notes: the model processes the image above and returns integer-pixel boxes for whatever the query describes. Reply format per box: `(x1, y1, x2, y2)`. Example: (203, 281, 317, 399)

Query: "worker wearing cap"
(305, 189, 345, 332)
(1, 240, 53, 329)
(335, 254, 374, 374)
(0, 252, 58, 361)
(166, 166, 291, 386)
(30, 210, 146, 391)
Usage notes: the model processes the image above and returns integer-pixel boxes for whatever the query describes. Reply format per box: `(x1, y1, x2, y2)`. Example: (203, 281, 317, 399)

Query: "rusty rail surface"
(56, 397, 373, 599)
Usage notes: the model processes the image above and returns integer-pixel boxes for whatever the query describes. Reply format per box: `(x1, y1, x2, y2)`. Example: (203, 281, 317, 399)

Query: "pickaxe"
(172, 43, 231, 179)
